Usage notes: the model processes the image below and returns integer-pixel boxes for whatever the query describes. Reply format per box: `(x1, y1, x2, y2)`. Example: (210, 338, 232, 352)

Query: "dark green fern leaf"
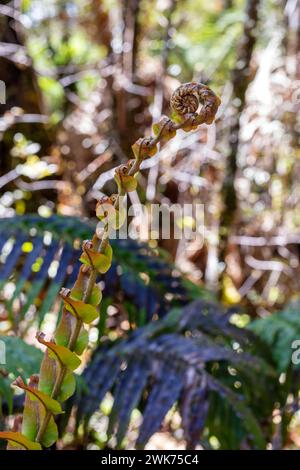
(180, 372, 209, 449)
(137, 362, 183, 448)
(108, 356, 150, 446)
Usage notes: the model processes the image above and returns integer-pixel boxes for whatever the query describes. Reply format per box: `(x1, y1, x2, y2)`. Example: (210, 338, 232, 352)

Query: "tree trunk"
(219, 0, 260, 266)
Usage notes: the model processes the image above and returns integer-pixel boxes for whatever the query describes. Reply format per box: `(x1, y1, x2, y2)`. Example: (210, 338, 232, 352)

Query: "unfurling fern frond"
(75, 300, 277, 450)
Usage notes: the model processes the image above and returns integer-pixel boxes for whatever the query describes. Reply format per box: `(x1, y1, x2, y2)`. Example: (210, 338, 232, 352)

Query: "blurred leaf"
(0, 432, 42, 450)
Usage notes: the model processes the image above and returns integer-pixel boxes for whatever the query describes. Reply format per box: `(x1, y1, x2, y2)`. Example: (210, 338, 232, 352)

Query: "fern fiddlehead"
(0, 82, 220, 450)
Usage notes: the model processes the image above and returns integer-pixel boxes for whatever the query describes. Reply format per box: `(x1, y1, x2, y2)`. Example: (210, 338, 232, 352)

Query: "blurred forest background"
(1, 0, 300, 451)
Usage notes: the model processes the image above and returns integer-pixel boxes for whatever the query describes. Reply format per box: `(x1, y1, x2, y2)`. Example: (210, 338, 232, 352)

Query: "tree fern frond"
(0, 215, 199, 326)
(250, 301, 300, 372)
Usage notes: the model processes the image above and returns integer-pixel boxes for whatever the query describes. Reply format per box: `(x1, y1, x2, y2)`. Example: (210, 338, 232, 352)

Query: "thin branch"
(230, 234, 300, 246)
(245, 255, 293, 274)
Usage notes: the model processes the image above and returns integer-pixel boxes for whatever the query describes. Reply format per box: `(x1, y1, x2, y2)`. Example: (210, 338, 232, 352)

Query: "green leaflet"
(55, 311, 89, 354)
(55, 310, 73, 348)
(22, 376, 40, 442)
(29, 389, 63, 415)
(181, 120, 199, 132)
(21, 375, 58, 448)
(131, 138, 157, 161)
(115, 173, 137, 192)
(63, 296, 99, 324)
(39, 349, 76, 402)
(15, 378, 63, 415)
(152, 117, 176, 148)
(71, 265, 103, 306)
(72, 284, 102, 306)
(0, 432, 42, 450)
(39, 349, 56, 397)
(131, 140, 144, 160)
(79, 243, 112, 274)
(57, 371, 76, 402)
(75, 327, 89, 355)
(40, 414, 58, 448)
(96, 204, 126, 230)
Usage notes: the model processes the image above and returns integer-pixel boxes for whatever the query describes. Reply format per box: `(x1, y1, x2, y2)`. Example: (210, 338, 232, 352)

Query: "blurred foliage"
(1, 0, 300, 451)
(0, 215, 207, 334)
(75, 299, 277, 450)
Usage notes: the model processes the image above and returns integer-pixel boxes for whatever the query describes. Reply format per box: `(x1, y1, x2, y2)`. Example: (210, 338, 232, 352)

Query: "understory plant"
(0, 82, 221, 450)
